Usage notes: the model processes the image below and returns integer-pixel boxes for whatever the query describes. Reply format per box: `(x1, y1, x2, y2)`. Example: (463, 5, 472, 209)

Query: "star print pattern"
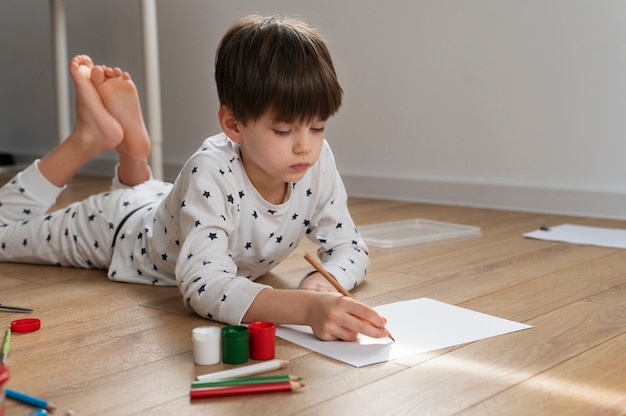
(147, 134, 369, 324)
(0, 133, 369, 328)
(0, 163, 169, 271)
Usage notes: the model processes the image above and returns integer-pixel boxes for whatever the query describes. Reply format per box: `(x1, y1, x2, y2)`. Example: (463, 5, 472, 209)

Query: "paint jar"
(221, 325, 249, 364)
(0, 366, 9, 416)
(248, 321, 276, 360)
(192, 326, 221, 365)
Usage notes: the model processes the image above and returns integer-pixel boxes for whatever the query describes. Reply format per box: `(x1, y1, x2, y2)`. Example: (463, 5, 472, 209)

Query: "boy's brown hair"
(215, 15, 343, 125)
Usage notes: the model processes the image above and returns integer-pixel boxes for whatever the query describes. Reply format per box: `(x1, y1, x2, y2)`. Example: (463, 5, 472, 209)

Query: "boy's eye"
(311, 126, 326, 133)
(273, 129, 292, 136)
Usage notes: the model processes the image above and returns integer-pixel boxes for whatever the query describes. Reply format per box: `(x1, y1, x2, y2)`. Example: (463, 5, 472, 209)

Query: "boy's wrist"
(298, 272, 337, 293)
(300, 270, 317, 283)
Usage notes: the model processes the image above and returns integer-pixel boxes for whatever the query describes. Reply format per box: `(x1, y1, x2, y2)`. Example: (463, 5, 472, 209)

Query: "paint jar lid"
(11, 318, 41, 333)
(248, 321, 276, 334)
(192, 326, 221, 341)
(221, 325, 248, 339)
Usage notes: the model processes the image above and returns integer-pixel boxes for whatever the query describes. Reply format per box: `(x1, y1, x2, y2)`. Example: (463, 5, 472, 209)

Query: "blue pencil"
(5, 388, 57, 411)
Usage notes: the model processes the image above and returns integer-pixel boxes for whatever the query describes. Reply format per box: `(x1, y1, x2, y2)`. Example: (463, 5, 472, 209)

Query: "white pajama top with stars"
(0, 134, 369, 326)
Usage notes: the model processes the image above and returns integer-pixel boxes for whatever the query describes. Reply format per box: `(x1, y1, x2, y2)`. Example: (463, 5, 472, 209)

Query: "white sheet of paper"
(524, 223, 626, 249)
(275, 297, 532, 367)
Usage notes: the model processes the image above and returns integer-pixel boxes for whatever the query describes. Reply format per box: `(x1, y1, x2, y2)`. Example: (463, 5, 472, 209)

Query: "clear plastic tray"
(358, 218, 481, 251)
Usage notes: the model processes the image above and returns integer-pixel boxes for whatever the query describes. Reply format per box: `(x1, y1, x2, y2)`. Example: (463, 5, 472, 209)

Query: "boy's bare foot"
(90, 65, 151, 161)
(37, 55, 125, 187)
(69, 55, 124, 156)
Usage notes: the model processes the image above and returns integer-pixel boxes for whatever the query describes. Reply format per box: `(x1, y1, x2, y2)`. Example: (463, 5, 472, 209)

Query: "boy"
(0, 15, 387, 341)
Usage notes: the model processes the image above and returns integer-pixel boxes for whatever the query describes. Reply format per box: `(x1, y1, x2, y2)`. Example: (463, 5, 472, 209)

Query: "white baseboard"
(342, 174, 626, 220)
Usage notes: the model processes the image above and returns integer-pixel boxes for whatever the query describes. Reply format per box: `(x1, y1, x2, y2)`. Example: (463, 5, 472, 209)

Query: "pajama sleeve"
(305, 144, 370, 291)
(172, 153, 271, 325)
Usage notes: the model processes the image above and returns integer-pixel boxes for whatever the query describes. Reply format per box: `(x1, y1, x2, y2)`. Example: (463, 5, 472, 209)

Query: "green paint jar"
(221, 325, 249, 364)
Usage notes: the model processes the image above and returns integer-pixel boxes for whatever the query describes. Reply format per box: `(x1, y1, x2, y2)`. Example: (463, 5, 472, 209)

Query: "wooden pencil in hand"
(303, 253, 395, 341)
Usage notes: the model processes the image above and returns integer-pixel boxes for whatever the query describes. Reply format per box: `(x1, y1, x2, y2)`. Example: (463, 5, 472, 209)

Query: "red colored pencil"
(190, 381, 304, 399)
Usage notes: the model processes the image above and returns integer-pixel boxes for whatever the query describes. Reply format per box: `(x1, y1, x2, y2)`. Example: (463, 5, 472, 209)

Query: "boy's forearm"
(243, 286, 388, 341)
(242, 288, 316, 325)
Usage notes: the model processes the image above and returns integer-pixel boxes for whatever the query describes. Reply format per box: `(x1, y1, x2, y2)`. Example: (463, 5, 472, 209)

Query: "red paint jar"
(248, 321, 276, 360)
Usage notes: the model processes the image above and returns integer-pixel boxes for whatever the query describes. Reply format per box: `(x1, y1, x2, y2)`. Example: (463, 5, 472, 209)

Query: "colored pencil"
(1, 328, 10, 365)
(192, 374, 301, 388)
(0, 304, 33, 313)
(5, 388, 57, 411)
(196, 359, 287, 382)
(190, 381, 304, 399)
(304, 253, 396, 341)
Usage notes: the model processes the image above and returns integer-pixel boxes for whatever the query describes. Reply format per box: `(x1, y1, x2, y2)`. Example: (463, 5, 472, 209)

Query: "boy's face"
(236, 112, 327, 201)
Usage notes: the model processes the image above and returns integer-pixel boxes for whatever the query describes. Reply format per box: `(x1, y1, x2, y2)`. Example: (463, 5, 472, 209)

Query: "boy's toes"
(69, 55, 94, 72)
(90, 65, 106, 87)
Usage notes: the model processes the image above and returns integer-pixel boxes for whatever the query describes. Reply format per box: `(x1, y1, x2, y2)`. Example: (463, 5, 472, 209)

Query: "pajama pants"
(0, 161, 167, 270)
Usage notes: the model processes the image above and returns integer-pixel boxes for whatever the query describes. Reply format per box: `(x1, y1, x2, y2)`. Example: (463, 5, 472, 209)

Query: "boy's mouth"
(290, 163, 310, 172)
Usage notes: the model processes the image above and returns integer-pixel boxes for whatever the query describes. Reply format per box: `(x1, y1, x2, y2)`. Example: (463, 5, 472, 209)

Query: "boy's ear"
(218, 106, 243, 143)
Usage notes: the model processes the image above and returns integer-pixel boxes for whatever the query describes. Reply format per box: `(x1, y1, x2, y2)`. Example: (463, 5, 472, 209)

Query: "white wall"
(2, 1, 626, 219)
(329, 1, 626, 219)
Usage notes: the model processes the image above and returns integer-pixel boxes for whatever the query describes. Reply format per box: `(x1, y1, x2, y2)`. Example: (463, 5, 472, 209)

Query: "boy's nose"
(294, 132, 312, 153)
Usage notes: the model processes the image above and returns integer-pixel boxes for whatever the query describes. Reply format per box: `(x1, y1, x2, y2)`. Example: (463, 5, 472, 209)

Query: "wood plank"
(363, 244, 615, 317)
(587, 282, 626, 307)
(457, 250, 626, 322)
(463, 331, 626, 415)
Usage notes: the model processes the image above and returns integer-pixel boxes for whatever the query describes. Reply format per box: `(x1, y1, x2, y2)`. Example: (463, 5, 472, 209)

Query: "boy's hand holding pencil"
(304, 253, 395, 342)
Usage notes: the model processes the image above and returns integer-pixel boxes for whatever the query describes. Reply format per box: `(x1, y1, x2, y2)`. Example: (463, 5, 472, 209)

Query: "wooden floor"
(1, 173, 625, 415)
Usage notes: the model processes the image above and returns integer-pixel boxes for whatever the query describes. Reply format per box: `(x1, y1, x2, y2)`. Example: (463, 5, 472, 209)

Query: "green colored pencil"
(1, 328, 10, 365)
(191, 374, 301, 388)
